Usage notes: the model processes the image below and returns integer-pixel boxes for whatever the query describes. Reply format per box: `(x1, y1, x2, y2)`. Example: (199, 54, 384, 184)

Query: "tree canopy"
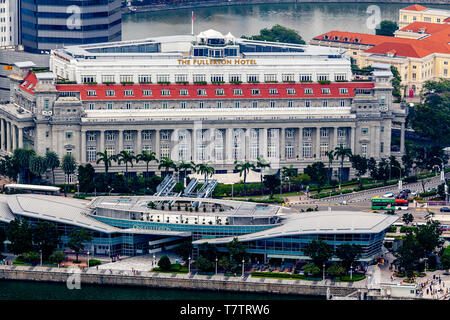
(241, 25, 305, 44)
(375, 20, 399, 36)
(304, 239, 333, 269)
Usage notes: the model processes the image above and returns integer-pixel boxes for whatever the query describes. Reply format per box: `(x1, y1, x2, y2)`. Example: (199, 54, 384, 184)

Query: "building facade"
(21, 0, 122, 53)
(0, 0, 19, 47)
(0, 31, 406, 183)
(399, 4, 450, 28)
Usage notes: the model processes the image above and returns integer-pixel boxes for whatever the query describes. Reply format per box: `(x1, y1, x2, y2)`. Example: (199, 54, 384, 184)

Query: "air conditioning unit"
(42, 110, 53, 116)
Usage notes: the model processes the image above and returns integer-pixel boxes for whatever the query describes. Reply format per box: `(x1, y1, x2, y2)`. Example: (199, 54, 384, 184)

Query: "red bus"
(394, 199, 409, 210)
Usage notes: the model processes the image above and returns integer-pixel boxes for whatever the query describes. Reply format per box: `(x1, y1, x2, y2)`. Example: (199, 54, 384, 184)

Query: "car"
(440, 207, 450, 213)
(426, 187, 437, 193)
(382, 192, 395, 198)
(411, 191, 419, 197)
(402, 189, 411, 194)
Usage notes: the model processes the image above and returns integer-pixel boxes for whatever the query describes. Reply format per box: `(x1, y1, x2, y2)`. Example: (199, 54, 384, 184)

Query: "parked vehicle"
(382, 192, 395, 198)
(440, 207, 450, 213)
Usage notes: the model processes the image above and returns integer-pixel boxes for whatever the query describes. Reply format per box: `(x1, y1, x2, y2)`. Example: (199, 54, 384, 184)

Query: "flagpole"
(191, 11, 194, 35)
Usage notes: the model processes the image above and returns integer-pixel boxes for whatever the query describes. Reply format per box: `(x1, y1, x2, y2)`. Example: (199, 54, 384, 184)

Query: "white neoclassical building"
(0, 30, 406, 183)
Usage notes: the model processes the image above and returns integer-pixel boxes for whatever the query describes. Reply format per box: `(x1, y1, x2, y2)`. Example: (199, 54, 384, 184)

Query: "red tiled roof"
(399, 21, 450, 34)
(20, 72, 37, 95)
(402, 4, 428, 12)
(365, 39, 450, 58)
(313, 31, 394, 46)
(54, 82, 375, 101)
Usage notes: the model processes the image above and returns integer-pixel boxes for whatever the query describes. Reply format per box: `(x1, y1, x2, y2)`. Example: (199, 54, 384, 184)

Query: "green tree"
(44, 151, 60, 185)
(281, 165, 297, 192)
(67, 228, 92, 263)
(394, 230, 421, 277)
(401, 151, 415, 177)
(173, 240, 193, 262)
(96, 149, 115, 174)
(242, 24, 305, 44)
(13, 148, 36, 183)
(304, 239, 333, 270)
(61, 154, 77, 195)
(199, 243, 218, 262)
(0, 154, 20, 181)
(368, 157, 377, 180)
(195, 256, 213, 272)
(78, 164, 96, 193)
(414, 220, 444, 258)
(391, 66, 403, 102)
(335, 244, 362, 271)
(377, 158, 390, 183)
(334, 146, 352, 185)
(32, 221, 60, 261)
(255, 157, 271, 195)
(234, 160, 255, 196)
(226, 237, 248, 265)
(196, 162, 215, 184)
(350, 155, 368, 188)
(22, 251, 41, 265)
(49, 251, 65, 265)
(116, 150, 136, 178)
(218, 256, 233, 273)
(402, 213, 414, 226)
(263, 174, 280, 198)
(375, 20, 399, 36)
(158, 157, 178, 176)
(136, 151, 159, 179)
(29, 155, 47, 181)
(158, 255, 172, 271)
(302, 262, 320, 276)
(304, 162, 328, 194)
(177, 160, 196, 183)
(5, 218, 33, 255)
(327, 263, 346, 278)
(324, 150, 334, 184)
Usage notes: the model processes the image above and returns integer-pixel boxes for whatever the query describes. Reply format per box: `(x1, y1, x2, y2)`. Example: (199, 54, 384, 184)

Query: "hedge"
(88, 259, 102, 267)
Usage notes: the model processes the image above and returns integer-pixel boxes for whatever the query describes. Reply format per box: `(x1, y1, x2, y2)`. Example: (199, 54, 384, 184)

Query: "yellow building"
(399, 4, 450, 28)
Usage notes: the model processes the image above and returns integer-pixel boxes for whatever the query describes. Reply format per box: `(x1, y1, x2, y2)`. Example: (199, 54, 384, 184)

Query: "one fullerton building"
(1, 30, 405, 183)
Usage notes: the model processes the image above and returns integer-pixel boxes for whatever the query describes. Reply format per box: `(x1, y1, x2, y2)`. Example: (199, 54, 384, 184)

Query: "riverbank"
(0, 265, 364, 298)
(123, 0, 449, 14)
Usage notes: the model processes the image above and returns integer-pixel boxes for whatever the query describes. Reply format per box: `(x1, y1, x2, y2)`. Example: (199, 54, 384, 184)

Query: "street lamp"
(323, 263, 326, 282)
(188, 256, 191, 275)
(39, 249, 42, 266)
(87, 251, 90, 268)
(424, 257, 428, 272)
(350, 263, 353, 280)
(215, 257, 218, 275)
(242, 259, 245, 278)
(153, 253, 156, 267)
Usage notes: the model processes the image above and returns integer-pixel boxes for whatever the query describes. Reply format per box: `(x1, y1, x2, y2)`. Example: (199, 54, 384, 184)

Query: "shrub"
(49, 251, 65, 265)
(158, 255, 171, 271)
(22, 251, 40, 265)
(88, 259, 102, 267)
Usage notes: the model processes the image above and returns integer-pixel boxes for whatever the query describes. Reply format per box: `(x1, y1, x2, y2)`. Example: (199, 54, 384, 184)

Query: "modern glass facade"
(20, 0, 121, 52)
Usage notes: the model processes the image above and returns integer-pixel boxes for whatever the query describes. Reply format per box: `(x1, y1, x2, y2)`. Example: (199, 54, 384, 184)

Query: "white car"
(382, 192, 395, 198)
(411, 191, 419, 197)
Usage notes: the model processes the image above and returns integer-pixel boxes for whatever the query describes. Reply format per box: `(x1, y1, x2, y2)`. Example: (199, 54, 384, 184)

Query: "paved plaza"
(96, 252, 181, 272)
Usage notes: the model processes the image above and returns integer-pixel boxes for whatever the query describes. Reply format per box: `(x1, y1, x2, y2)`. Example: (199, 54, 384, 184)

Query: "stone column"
(298, 127, 303, 159)
(99, 130, 105, 153)
(350, 126, 356, 154)
(260, 128, 267, 160)
(136, 129, 142, 154)
(18, 127, 23, 149)
(400, 122, 405, 154)
(118, 129, 123, 153)
(334, 127, 338, 150)
(226, 128, 233, 161)
(6, 121, 11, 152)
(172, 128, 179, 161)
(315, 127, 321, 159)
(280, 128, 285, 161)
(155, 129, 160, 160)
(81, 130, 86, 163)
(12, 125, 17, 151)
(0, 119, 4, 150)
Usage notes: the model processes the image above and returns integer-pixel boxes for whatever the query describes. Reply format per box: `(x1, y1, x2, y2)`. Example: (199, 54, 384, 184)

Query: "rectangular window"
(251, 89, 260, 95)
(88, 103, 95, 110)
(65, 132, 73, 139)
(320, 142, 329, 157)
(286, 143, 294, 159)
(120, 75, 133, 83)
(217, 101, 222, 108)
(303, 142, 312, 158)
(215, 89, 224, 96)
(380, 142, 384, 153)
(162, 102, 168, 109)
(87, 90, 96, 97)
(197, 89, 207, 96)
(300, 74, 312, 82)
(322, 100, 328, 107)
(180, 101, 186, 109)
(305, 100, 311, 108)
(160, 131, 171, 140)
(82, 75, 96, 83)
(157, 74, 170, 83)
(107, 103, 113, 110)
(193, 74, 206, 82)
(144, 102, 150, 109)
(335, 73, 347, 81)
(264, 74, 277, 82)
(270, 101, 276, 108)
(143, 89, 152, 96)
(287, 101, 293, 108)
(286, 129, 294, 139)
(199, 102, 204, 109)
(179, 89, 189, 96)
(124, 90, 134, 96)
(87, 133, 96, 142)
(361, 144, 367, 157)
(252, 101, 258, 108)
(124, 132, 133, 141)
(339, 88, 348, 94)
(247, 74, 259, 83)
(102, 75, 114, 83)
(286, 88, 296, 95)
(234, 89, 243, 96)
(106, 90, 115, 97)
(106, 132, 115, 141)
(175, 74, 188, 83)
(161, 89, 171, 96)
(282, 73, 295, 82)
(143, 131, 152, 140)
(126, 102, 132, 109)
(234, 101, 240, 108)
(229, 74, 241, 82)
(269, 88, 278, 95)
(340, 100, 345, 107)
(303, 128, 312, 139)
(211, 74, 224, 82)
(317, 74, 329, 81)
(321, 88, 331, 94)
(320, 128, 329, 138)
(361, 128, 369, 135)
(138, 75, 151, 83)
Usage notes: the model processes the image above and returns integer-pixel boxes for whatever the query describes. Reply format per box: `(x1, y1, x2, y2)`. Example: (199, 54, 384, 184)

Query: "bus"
(394, 199, 409, 210)
(371, 198, 395, 210)
(3, 184, 60, 195)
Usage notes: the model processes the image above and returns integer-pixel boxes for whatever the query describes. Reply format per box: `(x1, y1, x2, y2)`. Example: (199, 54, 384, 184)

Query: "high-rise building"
(0, 0, 19, 47)
(20, 0, 122, 53)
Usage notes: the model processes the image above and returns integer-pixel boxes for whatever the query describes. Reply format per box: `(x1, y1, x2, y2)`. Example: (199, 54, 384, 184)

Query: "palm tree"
(45, 151, 60, 185)
(136, 151, 158, 178)
(158, 157, 177, 176)
(116, 151, 136, 178)
(281, 165, 297, 192)
(196, 162, 215, 184)
(324, 150, 334, 184)
(29, 155, 47, 181)
(234, 160, 255, 196)
(177, 160, 196, 183)
(255, 157, 271, 195)
(96, 149, 116, 174)
(13, 148, 35, 183)
(334, 145, 352, 186)
(61, 154, 77, 196)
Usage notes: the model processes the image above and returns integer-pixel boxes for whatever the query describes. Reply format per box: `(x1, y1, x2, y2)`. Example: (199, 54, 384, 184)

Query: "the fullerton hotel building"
(1, 30, 406, 183)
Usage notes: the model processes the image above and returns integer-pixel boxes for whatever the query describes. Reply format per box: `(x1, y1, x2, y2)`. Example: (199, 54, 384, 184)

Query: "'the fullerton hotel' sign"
(178, 59, 256, 65)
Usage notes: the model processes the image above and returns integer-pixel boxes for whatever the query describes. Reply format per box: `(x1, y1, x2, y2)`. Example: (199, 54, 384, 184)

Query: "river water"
(0, 279, 322, 300)
(122, 2, 450, 42)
